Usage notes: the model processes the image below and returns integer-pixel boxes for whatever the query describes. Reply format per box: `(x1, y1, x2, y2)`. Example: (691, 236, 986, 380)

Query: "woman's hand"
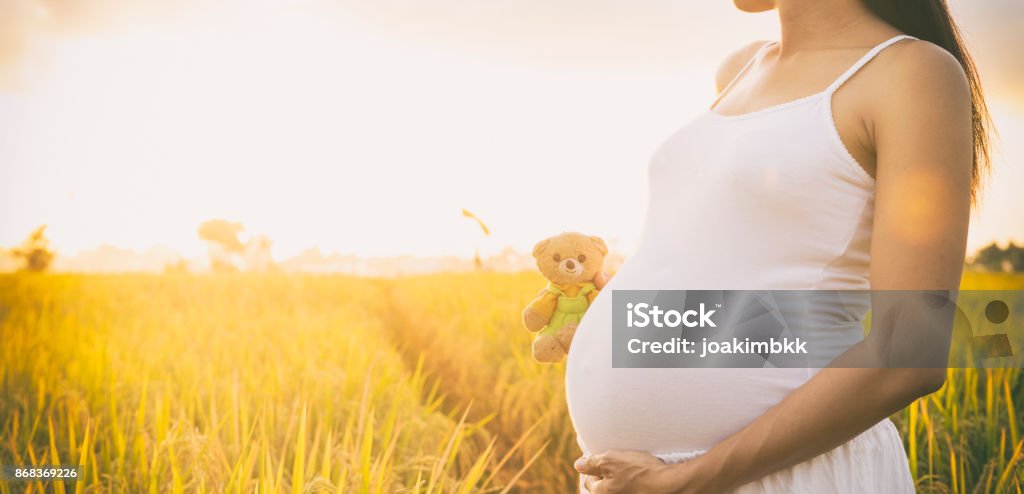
(575, 451, 708, 494)
(576, 451, 669, 493)
(594, 271, 612, 290)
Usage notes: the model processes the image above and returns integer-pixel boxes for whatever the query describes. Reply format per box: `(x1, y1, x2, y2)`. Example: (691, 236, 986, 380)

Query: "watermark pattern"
(611, 290, 1020, 368)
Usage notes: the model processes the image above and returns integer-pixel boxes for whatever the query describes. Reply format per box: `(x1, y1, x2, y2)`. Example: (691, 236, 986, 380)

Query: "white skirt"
(579, 419, 914, 494)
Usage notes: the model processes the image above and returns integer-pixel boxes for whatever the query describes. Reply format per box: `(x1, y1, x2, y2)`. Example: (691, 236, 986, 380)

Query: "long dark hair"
(862, 0, 994, 204)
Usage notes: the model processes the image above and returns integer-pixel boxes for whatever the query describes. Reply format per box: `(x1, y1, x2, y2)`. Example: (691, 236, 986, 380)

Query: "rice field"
(1, 272, 1022, 493)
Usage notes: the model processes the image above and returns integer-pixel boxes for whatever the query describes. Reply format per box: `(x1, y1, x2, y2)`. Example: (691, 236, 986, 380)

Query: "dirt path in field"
(374, 278, 580, 493)
(375, 282, 486, 421)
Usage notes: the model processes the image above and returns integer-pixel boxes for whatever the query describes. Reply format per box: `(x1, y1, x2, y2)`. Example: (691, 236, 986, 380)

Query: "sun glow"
(3, 1, 701, 261)
(0, 0, 1020, 268)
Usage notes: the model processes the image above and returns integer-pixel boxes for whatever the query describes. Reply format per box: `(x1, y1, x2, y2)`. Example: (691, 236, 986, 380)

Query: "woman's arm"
(576, 41, 974, 494)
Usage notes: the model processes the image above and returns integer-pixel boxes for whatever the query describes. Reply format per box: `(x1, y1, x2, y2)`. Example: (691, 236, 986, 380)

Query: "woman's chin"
(733, 0, 776, 13)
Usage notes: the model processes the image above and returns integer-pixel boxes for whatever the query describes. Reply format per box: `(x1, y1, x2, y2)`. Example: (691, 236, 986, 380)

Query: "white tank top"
(565, 35, 917, 460)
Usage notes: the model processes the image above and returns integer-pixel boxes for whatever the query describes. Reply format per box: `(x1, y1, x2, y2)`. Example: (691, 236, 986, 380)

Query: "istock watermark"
(625, 302, 719, 328)
(611, 290, 1021, 369)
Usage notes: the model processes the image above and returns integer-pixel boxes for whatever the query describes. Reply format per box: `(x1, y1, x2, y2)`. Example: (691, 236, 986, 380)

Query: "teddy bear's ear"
(589, 236, 608, 255)
(532, 238, 551, 258)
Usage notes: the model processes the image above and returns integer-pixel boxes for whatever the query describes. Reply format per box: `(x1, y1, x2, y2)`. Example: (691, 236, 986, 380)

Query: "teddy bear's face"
(533, 232, 607, 286)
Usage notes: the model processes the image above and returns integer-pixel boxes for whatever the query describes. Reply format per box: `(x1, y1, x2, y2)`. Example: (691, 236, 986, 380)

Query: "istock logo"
(625, 302, 719, 328)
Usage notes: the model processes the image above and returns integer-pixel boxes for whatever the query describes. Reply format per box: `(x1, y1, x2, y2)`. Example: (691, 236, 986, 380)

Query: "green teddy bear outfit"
(539, 281, 596, 337)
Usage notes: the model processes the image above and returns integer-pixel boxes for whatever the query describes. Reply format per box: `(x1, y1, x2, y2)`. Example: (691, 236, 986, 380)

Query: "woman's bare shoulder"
(715, 41, 773, 93)
(869, 39, 972, 118)
(876, 39, 968, 86)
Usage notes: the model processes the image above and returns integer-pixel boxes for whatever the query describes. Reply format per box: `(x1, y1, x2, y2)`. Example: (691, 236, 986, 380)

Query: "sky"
(0, 0, 1021, 261)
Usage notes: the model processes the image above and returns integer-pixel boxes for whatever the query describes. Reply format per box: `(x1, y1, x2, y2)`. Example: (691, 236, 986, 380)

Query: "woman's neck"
(774, 0, 893, 56)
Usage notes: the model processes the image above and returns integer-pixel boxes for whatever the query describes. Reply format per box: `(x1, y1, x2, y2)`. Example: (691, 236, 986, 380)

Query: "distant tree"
(1007, 243, 1024, 272)
(973, 244, 1003, 271)
(209, 258, 239, 273)
(242, 235, 276, 272)
(11, 225, 55, 272)
(198, 219, 245, 272)
(163, 258, 191, 275)
(197, 219, 276, 273)
(198, 220, 245, 254)
(971, 242, 1024, 272)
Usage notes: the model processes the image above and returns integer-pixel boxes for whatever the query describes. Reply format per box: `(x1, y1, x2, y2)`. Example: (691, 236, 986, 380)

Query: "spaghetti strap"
(825, 35, 918, 95)
(711, 41, 776, 110)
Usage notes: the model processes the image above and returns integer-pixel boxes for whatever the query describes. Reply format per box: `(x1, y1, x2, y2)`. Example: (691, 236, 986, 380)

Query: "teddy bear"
(522, 232, 607, 363)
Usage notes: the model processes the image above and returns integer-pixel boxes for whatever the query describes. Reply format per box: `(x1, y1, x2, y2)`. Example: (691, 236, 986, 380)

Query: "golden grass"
(0, 272, 1022, 493)
(899, 272, 1024, 493)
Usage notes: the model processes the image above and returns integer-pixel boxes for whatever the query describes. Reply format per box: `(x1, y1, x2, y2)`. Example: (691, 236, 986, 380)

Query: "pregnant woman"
(565, 0, 992, 492)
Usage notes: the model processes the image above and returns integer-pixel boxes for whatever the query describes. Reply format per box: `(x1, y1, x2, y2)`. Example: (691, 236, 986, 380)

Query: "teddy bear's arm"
(522, 290, 558, 332)
(586, 288, 600, 305)
(528, 289, 558, 316)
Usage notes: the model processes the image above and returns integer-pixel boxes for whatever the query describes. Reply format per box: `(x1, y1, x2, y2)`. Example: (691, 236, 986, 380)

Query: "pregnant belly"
(565, 287, 814, 456)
